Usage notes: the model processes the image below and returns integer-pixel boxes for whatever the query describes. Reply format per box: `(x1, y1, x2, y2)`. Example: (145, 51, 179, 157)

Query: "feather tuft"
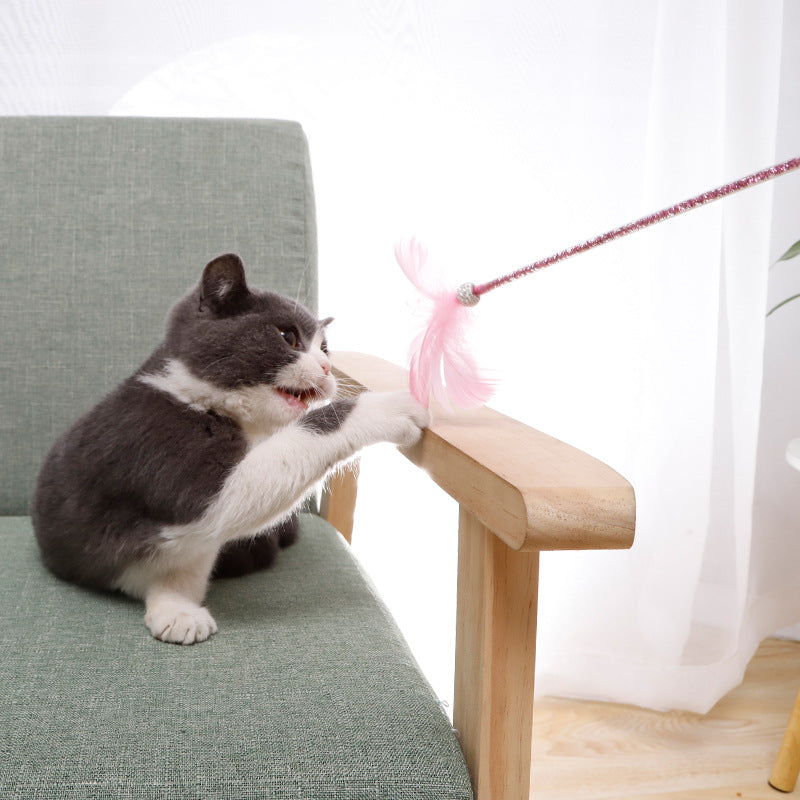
(396, 238, 495, 409)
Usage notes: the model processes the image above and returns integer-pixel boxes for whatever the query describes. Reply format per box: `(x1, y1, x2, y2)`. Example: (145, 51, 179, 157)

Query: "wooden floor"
(531, 638, 800, 799)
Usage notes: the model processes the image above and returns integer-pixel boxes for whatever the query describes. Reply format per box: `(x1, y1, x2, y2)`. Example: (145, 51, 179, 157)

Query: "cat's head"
(156, 254, 337, 431)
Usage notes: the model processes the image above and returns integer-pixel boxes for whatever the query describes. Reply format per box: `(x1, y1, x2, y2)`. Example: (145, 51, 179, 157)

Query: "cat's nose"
(320, 360, 331, 375)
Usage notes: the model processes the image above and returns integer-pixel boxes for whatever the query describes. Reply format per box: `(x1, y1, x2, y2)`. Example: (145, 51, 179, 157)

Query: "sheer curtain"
(2, 0, 798, 714)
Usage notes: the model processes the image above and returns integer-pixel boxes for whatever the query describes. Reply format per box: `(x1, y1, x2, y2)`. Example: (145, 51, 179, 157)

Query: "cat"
(32, 253, 429, 645)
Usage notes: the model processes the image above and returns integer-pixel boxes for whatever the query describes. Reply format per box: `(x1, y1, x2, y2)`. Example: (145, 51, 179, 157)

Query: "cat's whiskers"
(333, 375, 366, 399)
(291, 271, 305, 313)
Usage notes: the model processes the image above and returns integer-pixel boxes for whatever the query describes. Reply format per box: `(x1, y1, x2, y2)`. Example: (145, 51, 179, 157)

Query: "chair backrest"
(0, 117, 318, 515)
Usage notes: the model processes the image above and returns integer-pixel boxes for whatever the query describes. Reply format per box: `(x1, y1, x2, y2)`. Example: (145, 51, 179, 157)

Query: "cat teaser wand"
(397, 156, 800, 409)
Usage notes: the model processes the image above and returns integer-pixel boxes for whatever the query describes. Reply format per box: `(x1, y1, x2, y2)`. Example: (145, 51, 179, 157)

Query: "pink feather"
(396, 238, 495, 409)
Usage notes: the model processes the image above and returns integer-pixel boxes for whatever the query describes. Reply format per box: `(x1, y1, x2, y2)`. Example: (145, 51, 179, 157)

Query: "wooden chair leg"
(320, 459, 360, 544)
(454, 506, 539, 800)
(770, 685, 800, 793)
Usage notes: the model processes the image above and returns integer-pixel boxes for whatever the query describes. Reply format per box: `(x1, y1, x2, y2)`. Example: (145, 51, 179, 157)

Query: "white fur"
(127, 350, 429, 644)
(113, 533, 220, 643)
(145, 590, 218, 645)
(196, 390, 429, 544)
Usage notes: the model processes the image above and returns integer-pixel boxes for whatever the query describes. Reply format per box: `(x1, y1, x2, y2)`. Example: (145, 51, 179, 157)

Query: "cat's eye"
(279, 329, 299, 348)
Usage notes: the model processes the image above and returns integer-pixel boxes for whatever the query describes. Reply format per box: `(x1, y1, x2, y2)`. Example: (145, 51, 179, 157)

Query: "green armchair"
(0, 117, 635, 799)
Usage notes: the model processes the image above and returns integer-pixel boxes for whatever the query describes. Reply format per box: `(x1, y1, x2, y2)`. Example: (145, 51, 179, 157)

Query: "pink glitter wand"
(397, 155, 800, 409)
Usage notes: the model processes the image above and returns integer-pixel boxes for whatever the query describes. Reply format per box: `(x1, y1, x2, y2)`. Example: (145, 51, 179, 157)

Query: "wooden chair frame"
(323, 352, 637, 800)
(770, 686, 800, 793)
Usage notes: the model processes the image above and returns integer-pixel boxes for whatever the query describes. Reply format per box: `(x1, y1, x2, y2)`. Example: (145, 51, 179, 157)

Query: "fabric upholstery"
(0, 116, 472, 798)
(0, 514, 472, 799)
(0, 117, 318, 515)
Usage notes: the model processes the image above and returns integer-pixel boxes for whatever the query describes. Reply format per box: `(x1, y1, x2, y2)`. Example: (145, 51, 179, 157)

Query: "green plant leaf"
(778, 239, 800, 262)
(767, 292, 800, 317)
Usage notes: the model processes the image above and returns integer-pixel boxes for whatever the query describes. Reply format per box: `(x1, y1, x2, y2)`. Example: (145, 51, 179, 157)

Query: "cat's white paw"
(145, 599, 218, 645)
(357, 391, 431, 448)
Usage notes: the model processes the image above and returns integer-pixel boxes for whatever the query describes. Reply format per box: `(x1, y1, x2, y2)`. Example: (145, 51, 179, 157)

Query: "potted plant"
(768, 239, 800, 316)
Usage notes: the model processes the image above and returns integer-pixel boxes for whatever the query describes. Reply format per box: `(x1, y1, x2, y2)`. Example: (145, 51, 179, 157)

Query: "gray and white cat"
(32, 254, 429, 644)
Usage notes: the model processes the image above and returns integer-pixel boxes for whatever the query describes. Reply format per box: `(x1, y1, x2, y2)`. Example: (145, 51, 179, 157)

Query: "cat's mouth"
(275, 386, 321, 410)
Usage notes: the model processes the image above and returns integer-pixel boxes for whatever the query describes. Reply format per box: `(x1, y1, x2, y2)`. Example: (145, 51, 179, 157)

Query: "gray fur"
(300, 400, 356, 434)
(165, 254, 320, 389)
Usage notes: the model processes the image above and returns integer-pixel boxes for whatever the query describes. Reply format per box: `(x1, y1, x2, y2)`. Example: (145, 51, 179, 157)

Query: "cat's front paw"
(358, 391, 431, 448)
(145, 598, 218, 645)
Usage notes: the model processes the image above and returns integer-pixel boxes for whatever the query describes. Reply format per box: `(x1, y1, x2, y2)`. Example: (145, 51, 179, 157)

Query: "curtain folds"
(1, 0, 797, 713)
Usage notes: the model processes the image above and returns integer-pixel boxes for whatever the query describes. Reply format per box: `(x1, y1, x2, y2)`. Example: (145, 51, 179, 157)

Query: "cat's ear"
(200, 254, 250, 315)
(319, 316, 334, 328)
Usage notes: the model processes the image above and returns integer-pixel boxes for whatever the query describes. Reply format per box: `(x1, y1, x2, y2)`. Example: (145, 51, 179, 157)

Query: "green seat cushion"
(0, 514, 472, 800)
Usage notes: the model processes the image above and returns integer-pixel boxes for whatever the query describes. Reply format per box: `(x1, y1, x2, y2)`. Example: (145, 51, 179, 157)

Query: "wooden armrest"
(332, 350, 636, 798)
(332, 351, 635, 552)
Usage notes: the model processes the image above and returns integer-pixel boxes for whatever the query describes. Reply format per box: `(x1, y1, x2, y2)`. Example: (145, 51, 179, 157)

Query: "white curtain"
(2, 0, 798, 714)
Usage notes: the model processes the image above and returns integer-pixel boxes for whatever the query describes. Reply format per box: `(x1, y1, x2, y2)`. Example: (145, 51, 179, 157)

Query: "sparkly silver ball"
(456, 283, 480, 307)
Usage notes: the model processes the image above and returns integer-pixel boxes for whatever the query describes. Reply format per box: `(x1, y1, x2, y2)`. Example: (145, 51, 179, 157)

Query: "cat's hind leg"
(276, 513, 299, 549)
(212, 513, 299, 580)
(211, 531, 279, 579)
